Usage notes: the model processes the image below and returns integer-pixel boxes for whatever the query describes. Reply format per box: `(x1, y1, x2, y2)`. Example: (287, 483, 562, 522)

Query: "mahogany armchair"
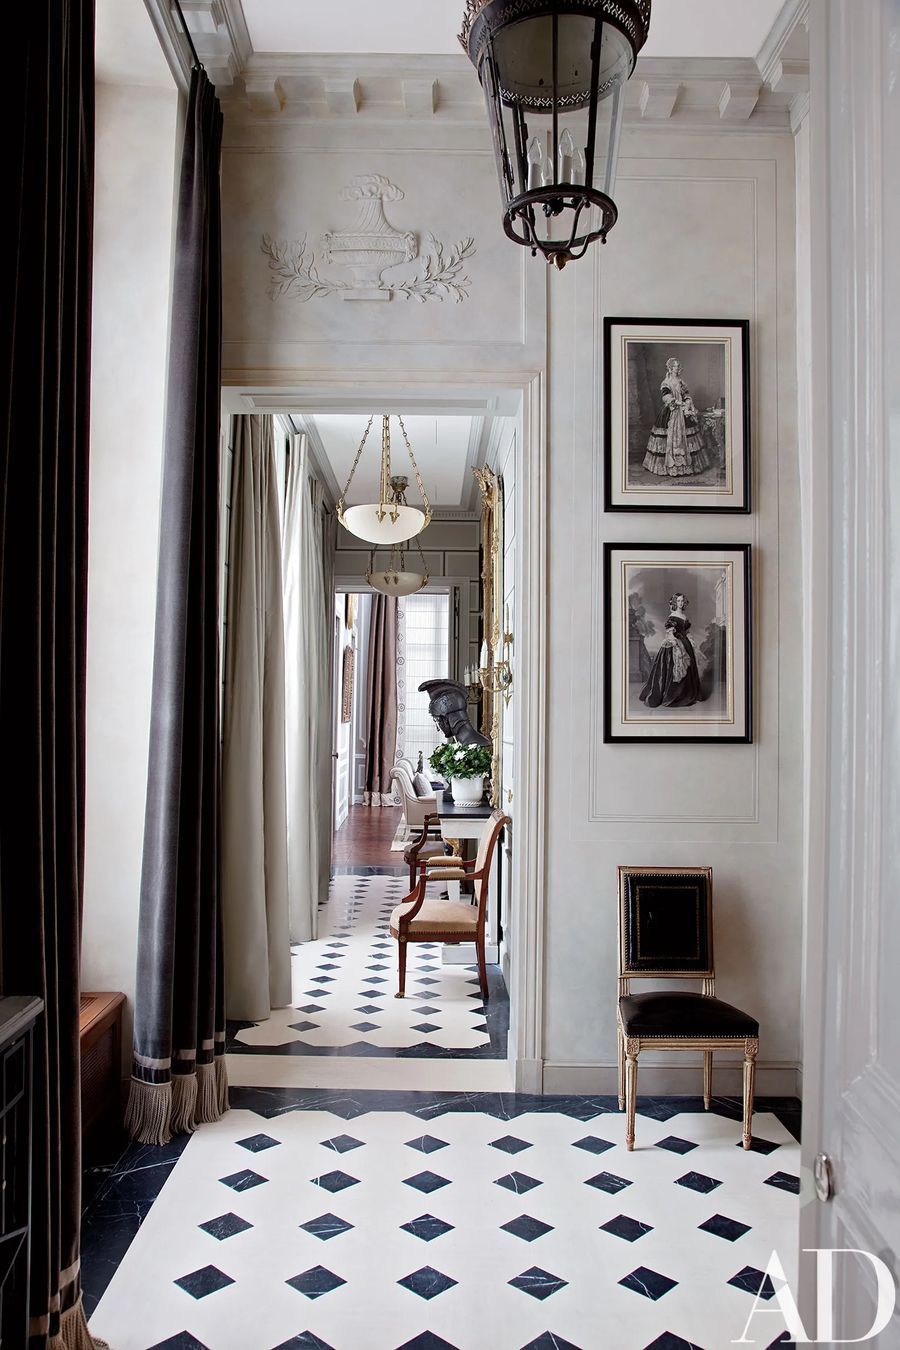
(390, 809, 509, 1002)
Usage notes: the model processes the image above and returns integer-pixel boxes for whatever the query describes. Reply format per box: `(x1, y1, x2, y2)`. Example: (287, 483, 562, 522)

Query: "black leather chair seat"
(619, 991, 758, 1039)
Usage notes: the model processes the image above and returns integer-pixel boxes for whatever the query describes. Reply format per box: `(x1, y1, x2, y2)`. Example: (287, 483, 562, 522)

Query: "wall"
(82, 79, 179, 1026)
(543, 131, 802, 1094)
(218, 73, 802, 1093)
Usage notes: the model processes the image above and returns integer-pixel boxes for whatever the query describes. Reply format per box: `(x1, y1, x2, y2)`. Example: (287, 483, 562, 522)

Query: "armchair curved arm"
(396, 872, 428, 928)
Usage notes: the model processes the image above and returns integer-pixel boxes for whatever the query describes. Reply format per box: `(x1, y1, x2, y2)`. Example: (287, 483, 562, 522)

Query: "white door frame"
(227, 373, 547, 1091)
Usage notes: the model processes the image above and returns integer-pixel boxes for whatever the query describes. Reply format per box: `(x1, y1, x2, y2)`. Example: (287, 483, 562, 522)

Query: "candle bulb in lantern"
(572, 143, 586, 186)
(526, 136, 543, 192)
(558, 128, 575, 183)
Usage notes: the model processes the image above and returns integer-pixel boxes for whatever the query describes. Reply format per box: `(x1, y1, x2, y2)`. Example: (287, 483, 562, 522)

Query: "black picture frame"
(603, 542, 753, 744)
(604, 317, 751, 514)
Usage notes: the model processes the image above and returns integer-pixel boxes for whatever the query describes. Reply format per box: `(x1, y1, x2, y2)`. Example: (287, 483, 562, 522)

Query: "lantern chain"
(397, 415, 433, 523)
(336, 414, 375, 521)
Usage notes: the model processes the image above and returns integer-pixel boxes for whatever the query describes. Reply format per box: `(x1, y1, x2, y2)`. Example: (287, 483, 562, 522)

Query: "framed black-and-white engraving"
(604, 543, 752, 743)
(604, 318, 750, 513)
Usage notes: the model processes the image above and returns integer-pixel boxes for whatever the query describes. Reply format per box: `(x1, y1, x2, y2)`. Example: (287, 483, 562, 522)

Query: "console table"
(436, 799, 501, 964)
(0, 995, 43, 1346)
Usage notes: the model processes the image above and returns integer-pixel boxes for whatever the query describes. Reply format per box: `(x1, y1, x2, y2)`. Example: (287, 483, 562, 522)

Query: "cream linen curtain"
(362, 594, 399, 806)
(283, 434, 333, 942)
(221, 415, 292, 1020)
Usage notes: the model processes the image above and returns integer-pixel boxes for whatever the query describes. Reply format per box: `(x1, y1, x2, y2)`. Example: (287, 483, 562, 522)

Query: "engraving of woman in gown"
(639, 593, 703, 708)
(643, 357, 710, 478)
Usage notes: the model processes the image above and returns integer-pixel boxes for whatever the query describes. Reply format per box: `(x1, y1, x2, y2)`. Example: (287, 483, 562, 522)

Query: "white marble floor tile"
(225, 1054, 514, 1093)
(89, 1106, 799, 1350)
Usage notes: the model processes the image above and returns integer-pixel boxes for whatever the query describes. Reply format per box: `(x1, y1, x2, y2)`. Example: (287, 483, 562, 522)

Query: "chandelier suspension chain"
(397, 415, 432, 519)
(337, 414, 375, 517)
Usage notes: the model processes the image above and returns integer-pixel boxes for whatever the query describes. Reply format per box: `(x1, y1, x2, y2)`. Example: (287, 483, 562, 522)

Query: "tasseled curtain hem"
(362, 791, 396, 807)
(45, 1296, 110, 1349)
(124, 1058, 229, 1145)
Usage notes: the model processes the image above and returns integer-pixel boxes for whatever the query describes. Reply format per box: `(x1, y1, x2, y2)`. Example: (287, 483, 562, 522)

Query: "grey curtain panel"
(0, 0, 105, 1345)
(283, 436, 333, 942)
(363, 595, 399, 805)
(126, 69, 227, 1147)
(222, 416, 292, 1021)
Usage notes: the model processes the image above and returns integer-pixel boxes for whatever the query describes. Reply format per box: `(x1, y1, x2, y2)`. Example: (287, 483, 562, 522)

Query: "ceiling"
(294, 414, 484, 510)
(240, 0, 786, 58)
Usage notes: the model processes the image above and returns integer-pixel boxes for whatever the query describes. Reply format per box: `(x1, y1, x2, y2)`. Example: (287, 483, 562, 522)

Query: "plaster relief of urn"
(261, 174, 476, 303)
(321, 175, 416, 300)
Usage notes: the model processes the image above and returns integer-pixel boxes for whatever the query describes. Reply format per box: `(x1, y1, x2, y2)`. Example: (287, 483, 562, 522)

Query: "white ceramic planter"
(451, 774, 485, 804)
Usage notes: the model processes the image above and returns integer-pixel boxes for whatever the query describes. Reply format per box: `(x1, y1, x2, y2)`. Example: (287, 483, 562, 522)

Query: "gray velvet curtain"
(0, 0, 103, 1344)
(363, 595, 399, 806)
(222, 415, 292, 1021)
(126, 68, 227, 1146)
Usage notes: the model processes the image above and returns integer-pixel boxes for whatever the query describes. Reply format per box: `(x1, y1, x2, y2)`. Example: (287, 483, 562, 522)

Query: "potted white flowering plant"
(429, 739, 491, 804)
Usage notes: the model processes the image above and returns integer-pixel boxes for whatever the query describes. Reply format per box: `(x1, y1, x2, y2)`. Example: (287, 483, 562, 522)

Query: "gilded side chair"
(616, 866, 760, 1151)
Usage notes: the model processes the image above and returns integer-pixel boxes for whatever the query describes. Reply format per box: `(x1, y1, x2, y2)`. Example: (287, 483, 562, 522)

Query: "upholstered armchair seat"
(619, 991, 759, 1039)
(389, 898, 479, 936)
(402, 839, 448, 865)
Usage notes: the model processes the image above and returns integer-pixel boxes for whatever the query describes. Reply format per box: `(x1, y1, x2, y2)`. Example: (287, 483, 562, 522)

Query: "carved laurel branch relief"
(260, 174, 476, 304)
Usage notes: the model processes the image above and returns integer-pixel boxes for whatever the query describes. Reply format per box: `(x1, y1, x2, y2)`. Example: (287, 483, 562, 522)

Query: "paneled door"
(332, 612, 350, 832)
(800, 3, 900, 1343)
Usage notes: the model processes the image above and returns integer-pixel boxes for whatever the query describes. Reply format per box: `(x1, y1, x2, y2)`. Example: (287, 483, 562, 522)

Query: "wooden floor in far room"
(332, 803, 400, 867)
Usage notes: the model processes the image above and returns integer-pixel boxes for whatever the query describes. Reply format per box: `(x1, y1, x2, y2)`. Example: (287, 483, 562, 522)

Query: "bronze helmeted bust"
(418, 678, 491, 748)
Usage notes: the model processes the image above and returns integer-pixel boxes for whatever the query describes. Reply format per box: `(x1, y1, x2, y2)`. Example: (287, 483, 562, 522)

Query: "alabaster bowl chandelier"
(366, 533, 430, 597)
(460, 0, 652, 268)
(337, 414, 433, 545)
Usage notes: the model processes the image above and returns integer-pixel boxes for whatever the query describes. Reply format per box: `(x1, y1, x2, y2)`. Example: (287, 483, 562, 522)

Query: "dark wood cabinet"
(79, 993, 125, 1147)
(0, 995, 42, 1345)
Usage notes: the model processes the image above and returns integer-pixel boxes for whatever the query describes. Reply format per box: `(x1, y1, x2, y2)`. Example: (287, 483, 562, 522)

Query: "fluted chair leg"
(703, 1051, 713, 1110)
(625, 1042, 638, 1151)
(742, 1041, 758, 1149)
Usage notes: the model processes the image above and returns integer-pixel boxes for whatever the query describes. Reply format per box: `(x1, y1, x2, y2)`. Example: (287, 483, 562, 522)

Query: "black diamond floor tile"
(403, 1171, 451, 1194)
(655, 1136, 698, 1155)
(405, 1135, 449, 1154)
(236, 1133, 281, 1153)
(520, 1336, 583, 1350)
(600, 1214, 654, 1242)
(320, 1134, 365, 1154)
(490, 1134, 532, 1154)
(619, 1266, 678, 1301)
(218, 1169, 267, 1192)
(643, 1335, 705, 1350)
(354, 1005, 382, 1015)
(675, 1172, 722, 1194)
(271, 1334, 334, 1350)
(736, 1136, 781, 1155)
(288, 1020, 320, 1033)
(501, 1214, 554, 1242)
(198, 1212, 253, 1241)
(698, 1214, 751, 1242)
(300, 1213, 354, 1241)
(397, 1266, 458, 1300)
(508, 1267, 569, 1301)
(173, 1265, 235, 1300)
(311, 1171, 360, 1193)
(572, 1136, 615, 1155)
(585, 1171, 632, 1195)
(413, 1006, 441, 1016)
(285, 1266, 347, 1299)
(296, 1004, 325, 1015)
(495, 1172, 542, 1195)
(147, 1335, 211, 1350)
(395, 1333, 461, 1350)
(400, 1214, 455, 1242)
(764, 1171, 800, 1194)
(728, 1266, 777, 1301)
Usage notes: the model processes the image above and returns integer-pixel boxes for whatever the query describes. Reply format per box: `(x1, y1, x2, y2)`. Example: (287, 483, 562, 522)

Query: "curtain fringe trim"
(48, 1296, 110, 1350)
(125, 1061, 230, 1145)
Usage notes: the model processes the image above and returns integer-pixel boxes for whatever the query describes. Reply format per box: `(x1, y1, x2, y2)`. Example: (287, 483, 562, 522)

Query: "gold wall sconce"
(479, 619, 513, 705)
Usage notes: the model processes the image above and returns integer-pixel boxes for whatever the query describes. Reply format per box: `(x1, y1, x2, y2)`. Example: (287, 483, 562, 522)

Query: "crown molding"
(755, 0, 810, 131)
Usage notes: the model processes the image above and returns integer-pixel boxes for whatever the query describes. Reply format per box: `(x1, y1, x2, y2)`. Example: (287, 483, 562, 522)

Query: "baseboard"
(542, 1060, 801, 1098)
(513, 1057, 544, 1094)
